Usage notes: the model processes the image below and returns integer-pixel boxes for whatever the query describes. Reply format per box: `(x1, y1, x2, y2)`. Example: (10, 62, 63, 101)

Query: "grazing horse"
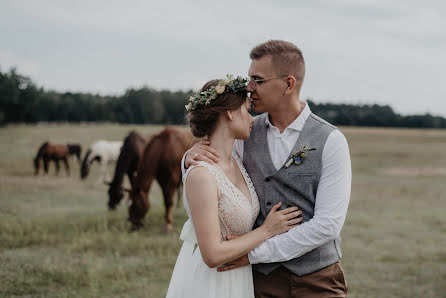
(107, 131, 152, 210)
(128, 127, 199, 230)
(67, 144, 82, 163)
(34, 142, 82, 176)
(81, 140, 122, 182)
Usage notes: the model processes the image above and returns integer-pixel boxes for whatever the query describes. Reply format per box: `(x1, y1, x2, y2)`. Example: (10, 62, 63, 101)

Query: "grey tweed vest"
(243, 112, 342, 276)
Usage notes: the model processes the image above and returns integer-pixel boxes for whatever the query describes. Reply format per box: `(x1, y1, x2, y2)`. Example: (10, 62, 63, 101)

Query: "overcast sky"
(1, 0, 445, 116)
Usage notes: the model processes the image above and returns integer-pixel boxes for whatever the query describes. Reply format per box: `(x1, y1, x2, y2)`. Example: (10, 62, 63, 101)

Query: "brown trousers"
(253, 261, 348, 298)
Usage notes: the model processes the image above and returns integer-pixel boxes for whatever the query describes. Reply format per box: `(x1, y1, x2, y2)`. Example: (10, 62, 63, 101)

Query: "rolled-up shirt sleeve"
(248, 129, 351, 264)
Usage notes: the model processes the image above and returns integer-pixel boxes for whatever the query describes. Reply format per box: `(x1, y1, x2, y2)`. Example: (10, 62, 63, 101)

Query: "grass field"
(1, 124, 445, 297)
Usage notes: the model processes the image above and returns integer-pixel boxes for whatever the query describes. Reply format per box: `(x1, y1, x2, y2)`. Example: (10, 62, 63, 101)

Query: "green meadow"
(0, 124, 445, 297)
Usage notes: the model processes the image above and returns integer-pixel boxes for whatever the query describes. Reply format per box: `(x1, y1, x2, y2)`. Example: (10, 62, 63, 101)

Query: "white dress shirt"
(233, 101, 351, 264)
(181, 101, 351, 264)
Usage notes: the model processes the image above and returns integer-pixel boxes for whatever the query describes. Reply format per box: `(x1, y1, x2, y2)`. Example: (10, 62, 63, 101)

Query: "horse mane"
(110, 131, 150, 187)
(80, 149, 93, 178)
(34, 141, 49, 161)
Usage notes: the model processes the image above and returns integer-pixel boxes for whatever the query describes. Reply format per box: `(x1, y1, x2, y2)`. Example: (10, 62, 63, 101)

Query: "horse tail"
(80, 149, 92, 179)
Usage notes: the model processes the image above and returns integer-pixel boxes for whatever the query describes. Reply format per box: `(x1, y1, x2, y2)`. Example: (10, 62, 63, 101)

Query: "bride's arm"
(186, 166, 301, 269)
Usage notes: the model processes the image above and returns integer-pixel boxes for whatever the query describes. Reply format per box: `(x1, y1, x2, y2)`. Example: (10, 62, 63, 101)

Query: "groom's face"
(247, 55, 284, 114)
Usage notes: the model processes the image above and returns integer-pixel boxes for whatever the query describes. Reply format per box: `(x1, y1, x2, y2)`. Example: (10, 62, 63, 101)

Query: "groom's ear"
(284, 76, 296, 95)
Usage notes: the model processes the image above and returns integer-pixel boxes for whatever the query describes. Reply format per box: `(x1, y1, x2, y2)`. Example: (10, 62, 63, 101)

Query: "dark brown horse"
(34, 142, 82, 175)
(128, 127, 199, 230)
(67, 144, 82, 162)
(107, 131, 152, 210)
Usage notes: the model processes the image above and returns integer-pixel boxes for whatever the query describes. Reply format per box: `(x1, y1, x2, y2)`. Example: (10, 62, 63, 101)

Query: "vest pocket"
(287, 172, 317, 178)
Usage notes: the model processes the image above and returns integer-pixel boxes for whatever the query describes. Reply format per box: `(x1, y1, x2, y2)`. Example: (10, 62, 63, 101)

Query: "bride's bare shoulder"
(185, 166, 218, 197)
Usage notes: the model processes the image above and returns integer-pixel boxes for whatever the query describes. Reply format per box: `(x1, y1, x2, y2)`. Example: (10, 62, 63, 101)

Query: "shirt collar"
(264, 100, 311, 132)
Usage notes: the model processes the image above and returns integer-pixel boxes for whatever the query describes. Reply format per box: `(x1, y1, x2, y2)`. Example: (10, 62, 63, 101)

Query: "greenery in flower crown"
(185, 74, 248, 112)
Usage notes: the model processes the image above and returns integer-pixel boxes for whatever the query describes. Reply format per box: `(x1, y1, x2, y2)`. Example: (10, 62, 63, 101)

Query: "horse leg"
(176, 184, 182, 208)
(105, 160, 112, 181)
(161, 181, 175, 232)
(55, 159, 60, 176)
(43, 157, 49, 175)
(63, 157, 70, 176)
(99, 160, 107, 183)
(127, 169, 135, 188)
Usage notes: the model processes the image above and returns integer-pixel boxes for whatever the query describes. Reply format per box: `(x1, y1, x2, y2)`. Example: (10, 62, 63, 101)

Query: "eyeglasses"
(249, 75, 287, 89)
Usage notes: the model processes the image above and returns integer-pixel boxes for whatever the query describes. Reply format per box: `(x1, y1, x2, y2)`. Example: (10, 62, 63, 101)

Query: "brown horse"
(107, 131, 152, 210)
(128, 127, 199, 230)
(34, 142, 82, 175)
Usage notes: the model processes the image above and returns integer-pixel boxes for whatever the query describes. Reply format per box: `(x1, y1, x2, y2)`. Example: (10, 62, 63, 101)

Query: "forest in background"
(1, 68, 445, 128)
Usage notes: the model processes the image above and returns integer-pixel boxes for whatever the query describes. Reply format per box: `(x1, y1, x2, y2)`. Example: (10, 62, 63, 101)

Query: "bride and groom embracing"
(167, 40, 351, 298)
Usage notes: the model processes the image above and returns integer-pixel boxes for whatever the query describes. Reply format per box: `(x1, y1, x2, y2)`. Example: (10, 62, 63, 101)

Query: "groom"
(184, 40, 351, 297)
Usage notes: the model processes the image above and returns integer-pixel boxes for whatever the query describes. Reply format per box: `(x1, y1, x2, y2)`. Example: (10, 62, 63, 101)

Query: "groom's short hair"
(250, 40, 305, 89)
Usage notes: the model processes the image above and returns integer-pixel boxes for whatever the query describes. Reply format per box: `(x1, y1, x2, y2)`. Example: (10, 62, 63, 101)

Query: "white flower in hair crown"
(185, 75, 249, 112)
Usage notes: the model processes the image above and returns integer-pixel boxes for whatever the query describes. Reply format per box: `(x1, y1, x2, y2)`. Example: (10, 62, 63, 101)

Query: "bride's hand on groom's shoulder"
(185, 140, 220, 168)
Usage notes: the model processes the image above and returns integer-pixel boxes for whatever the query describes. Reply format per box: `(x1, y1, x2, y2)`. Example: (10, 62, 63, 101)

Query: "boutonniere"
(285, 146, 317, 168)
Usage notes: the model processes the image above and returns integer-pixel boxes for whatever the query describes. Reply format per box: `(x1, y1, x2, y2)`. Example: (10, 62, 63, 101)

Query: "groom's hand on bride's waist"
(185, 140, 220, 168)
(217, 235, 250, 272)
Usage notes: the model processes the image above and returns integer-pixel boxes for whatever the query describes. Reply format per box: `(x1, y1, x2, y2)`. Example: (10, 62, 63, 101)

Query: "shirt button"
(266, 202, 272, 206)
(265, 177, 271, 182)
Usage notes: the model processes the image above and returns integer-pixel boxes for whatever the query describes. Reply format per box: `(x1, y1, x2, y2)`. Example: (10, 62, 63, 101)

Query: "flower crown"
(185, 74, 248, 112)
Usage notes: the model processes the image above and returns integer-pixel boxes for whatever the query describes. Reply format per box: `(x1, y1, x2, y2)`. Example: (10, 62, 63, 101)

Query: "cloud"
(0, 51, 40, 77)
(1, 0, 445, 115)
(1, 0, 252, 42)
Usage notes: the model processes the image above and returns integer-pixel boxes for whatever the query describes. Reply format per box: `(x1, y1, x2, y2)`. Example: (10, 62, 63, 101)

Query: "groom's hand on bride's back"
(185, 140, 220, 168)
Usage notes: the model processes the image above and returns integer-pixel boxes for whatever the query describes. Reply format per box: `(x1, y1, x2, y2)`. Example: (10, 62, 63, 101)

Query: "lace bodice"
(183, 154, 260, 240)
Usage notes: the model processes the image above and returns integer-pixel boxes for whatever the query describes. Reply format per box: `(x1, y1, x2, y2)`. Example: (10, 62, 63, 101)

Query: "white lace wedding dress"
(166, 154, 260, 298)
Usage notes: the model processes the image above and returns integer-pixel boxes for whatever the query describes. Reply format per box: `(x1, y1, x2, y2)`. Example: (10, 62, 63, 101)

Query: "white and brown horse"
(81, 140, 122, 182)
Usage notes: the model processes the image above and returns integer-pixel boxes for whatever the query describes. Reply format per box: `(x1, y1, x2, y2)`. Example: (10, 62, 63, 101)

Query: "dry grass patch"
(1, 124, 445, 297)
(382, 166, 446, 177)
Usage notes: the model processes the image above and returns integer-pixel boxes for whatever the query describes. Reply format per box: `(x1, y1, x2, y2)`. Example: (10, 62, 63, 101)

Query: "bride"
(166, 75, 302, 298)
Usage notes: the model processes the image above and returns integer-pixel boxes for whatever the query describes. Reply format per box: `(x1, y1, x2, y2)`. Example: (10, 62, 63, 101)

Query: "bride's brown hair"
(187, 80, 247, 138)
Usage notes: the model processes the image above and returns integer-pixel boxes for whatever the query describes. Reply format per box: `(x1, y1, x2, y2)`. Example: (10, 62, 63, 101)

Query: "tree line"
(1, 68, 445, 128)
